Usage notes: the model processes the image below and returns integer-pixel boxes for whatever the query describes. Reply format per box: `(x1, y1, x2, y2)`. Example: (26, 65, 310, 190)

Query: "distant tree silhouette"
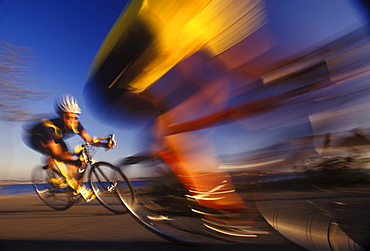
(0, 41, 48, 121)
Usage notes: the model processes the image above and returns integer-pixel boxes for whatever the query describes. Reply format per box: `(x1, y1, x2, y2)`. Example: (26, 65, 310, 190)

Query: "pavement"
(0, 195, 307, 251)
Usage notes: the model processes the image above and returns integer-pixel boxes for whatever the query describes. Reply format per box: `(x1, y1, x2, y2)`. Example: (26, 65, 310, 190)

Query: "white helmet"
(55, 94, 81, 114)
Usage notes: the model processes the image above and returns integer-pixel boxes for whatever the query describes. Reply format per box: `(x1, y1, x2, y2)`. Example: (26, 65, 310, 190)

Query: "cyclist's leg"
(158, 134, 249, 211)
(44, 139, 86, 193)
(29, 136, 87, 196)
(157, 135, 264, 240)
(55, 140, 93, 201)
(27, 137, 66, 189)
(29, 136, 60, 176)
(56, 139, 80, 178)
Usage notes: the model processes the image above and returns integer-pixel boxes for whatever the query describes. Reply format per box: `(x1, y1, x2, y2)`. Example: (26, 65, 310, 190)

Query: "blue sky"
(0, 0, 153, 180)
(0, 0, 369, 180)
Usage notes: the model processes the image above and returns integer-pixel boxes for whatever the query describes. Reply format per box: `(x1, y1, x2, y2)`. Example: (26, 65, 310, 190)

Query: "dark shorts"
(27, 135, 68, 155)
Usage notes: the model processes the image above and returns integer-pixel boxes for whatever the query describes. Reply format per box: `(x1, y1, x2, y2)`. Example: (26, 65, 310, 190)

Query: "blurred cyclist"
(25, 94, 114, 202)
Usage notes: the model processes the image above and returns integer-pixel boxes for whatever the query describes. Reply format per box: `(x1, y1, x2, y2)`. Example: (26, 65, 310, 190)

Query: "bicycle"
(118, 152, 271, 244)
(118, 154, 212, 244)
(31, 134, 135, 214)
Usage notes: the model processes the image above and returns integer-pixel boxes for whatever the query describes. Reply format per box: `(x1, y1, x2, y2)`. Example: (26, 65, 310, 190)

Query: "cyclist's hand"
(105, 134, 117, 151)
(105, 142, 115, 151)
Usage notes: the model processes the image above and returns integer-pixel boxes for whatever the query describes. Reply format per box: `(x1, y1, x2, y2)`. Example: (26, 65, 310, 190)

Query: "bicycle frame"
(52, 138, 109, 192)
(52, 160, 81, 191)
(39, 135, 112, 200)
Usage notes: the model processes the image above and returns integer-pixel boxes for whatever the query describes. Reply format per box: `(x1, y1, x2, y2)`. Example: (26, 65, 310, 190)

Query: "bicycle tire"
(120, 156, 211, 244)
(32, 166, 74, 211)
(89, 162, 135, 214)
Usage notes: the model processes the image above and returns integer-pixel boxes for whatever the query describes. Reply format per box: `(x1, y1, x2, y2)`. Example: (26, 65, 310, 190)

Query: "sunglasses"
(63, 116, 79, 121)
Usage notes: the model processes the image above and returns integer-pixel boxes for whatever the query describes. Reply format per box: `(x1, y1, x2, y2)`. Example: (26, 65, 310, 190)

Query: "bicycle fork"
(93, 167, 117, 193)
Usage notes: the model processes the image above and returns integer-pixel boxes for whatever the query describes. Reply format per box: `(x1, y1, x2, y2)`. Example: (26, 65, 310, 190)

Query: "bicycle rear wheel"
(32, 166, 74, 211)
(89, 162, 135, 214)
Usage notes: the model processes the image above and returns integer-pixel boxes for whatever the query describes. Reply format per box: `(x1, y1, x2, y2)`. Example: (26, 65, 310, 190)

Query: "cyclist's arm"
(79, 129, 113, 149)
(79, 129, 93, 143)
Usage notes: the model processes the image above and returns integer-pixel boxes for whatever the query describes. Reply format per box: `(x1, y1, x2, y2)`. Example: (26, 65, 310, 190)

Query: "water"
(0, 184, 35, 196)
(0, 181, 147, 197)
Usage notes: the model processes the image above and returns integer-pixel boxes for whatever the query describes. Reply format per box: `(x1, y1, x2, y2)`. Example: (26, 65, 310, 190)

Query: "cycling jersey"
(31, 118, 84, 144)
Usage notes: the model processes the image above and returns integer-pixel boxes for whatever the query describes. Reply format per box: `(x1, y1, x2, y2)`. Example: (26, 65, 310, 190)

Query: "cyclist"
(25, 94, 114, 202)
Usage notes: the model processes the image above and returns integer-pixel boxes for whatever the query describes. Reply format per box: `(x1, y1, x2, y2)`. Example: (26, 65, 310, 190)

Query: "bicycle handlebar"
(107, 134, 117, 148)
(74, 134, 117, 154)
(91, 134, 117, 147)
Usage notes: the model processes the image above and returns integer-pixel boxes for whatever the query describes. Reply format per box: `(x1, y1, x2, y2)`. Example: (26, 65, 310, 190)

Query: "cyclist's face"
(62, 112, 79, 129)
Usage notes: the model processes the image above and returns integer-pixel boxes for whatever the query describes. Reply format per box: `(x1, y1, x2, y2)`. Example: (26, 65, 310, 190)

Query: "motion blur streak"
(88, 0, 269, 93)
(84, 0, 370, 249)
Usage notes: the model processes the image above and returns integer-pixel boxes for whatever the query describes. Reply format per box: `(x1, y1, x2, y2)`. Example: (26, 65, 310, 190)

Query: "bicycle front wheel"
(89, 162, 135, 214)
(31, 166, 74, 211)
(120, 155, 212, 244)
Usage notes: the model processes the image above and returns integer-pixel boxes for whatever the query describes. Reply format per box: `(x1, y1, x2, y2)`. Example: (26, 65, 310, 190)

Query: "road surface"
(0, 195, 306, 251)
